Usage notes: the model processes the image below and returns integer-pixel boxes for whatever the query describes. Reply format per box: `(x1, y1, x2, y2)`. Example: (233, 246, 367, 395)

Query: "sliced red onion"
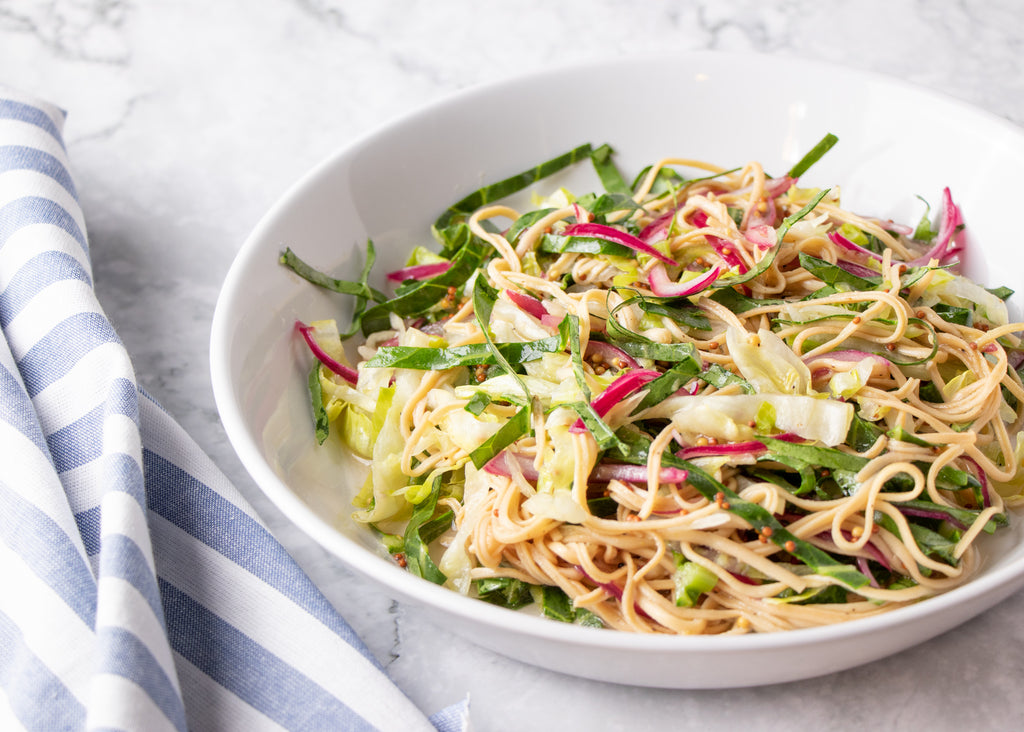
(744, 224, 777, 251)
(857, 556, 880, 588)
(572, 202, 591, 225)
(897, 506, 969, 530)
(295, 321, 358, 385)
(574, 564, 625, 600)
(905, 187, 963, 267)
(592, 463, 689, 484)
(570, 369, 661, 433)
(728, 570, 760, 586)
(827, 230, 883, 262)
(385, 261, 451, 282)
(639, 208, 677, 244)
(484, 452, 539, 482)
(676, 441, 767, 460)
(687, 210, 747, 270)
(562, 222, 676, 266)
(815, 529, 892, 572)
(961, 455, 991, 508)
(505, 289, 547, 320)
(770, 432, 806, 443)
(484, 452, 688, 487)
(763, 175, 796, 199)
(647, 263, 722, 298)
(834, 258, 882, 280)
(585, 340, 641, 370)
(881, 220, 914, 237)
(745, 199, 776, 229)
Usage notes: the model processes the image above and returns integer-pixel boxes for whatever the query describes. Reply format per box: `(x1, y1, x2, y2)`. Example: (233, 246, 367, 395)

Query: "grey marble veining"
(5, 1, 1024, 729)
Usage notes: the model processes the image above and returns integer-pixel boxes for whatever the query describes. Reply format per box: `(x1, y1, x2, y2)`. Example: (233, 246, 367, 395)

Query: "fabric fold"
(0, 86, 467, 732)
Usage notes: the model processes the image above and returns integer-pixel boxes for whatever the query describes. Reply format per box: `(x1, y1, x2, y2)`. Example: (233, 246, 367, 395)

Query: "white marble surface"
(6, 1, 1024, 729)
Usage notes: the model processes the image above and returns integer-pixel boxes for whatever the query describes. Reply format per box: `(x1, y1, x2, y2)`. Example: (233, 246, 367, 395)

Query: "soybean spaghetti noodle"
(284, 137, 1024, 634)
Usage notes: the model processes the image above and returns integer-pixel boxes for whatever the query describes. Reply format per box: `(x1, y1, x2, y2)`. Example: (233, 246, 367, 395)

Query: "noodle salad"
(282, 136, 1024, 634)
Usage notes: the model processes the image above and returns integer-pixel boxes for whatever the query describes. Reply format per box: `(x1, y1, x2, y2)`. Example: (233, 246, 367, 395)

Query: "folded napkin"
(0, 88, 468, 732)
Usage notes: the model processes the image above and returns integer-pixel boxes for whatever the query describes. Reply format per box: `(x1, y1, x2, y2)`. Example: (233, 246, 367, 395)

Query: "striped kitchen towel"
(0, 87, 468, 732)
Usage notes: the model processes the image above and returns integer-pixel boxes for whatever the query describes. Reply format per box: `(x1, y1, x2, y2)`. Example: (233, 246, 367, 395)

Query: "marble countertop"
(6, 1, 1024, 729)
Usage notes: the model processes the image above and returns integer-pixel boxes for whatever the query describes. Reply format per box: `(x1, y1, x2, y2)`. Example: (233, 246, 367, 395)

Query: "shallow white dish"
(210, 52, 1024, 689)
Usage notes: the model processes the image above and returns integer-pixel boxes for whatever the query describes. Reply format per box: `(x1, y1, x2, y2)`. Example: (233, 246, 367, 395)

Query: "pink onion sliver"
(647, 264, 722, 298)
(827, 230, 883, 262)
(728, 570, 760, 586)
(676, 441, 767, 460)
(898, 507, 968, 529)
(572, 202, 591, 225)
(562, 222, 676, 265)
(483, 452, 539, 481)
(591, 463, 689, 484)
(744, 223, 777, 251)
(295, 321, 359, 385)
(763, 175, 795, 199)
(960, 455, 991, 508)
(385, 261, 452, 282)
(639, 209, 676, 244)
(857, 556, 880, 588)
(585, 340, 641, 370)
(570, 369, 661, 433)
(882, 221, 914, 237)
(574, 565, 625, 600)
(505, 289, 547, 320)
(815, 530, 892, 574)
(835, 259, 883, 280)
(906, 187, 963, 266)
(769, 432, 806, 443)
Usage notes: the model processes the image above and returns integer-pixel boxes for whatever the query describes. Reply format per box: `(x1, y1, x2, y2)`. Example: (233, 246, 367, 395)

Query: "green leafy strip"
(468, 406, 531, 469)
(576, 192, 642, 220)
(307, 363, 330, 445)
(899, 499, 1000, 534)
(799, 253, 882, 290)
(476, 577, 534, 609)
(280, 241, 386, 302)
(590, 143, 631, 195)
(872, 511, 958, 567)
(712, 188, 830, 290)
(363, 334, 563, 370)
(633, 298, 712, 332)
(434, 143, 594, 229)
(464, 391, 493, 416)
(632, 358, 704, 414)
(361, 226, 491, 335)
(615, 428, 869, 589)
(568, 401, 629, 456)
(566, 315, 591, 402)
(708, 287, 788, 314)
(403, 475, 452, 584)
(281, 242, 386, 337)
(697, 363, 756, 393)
(506, 208, 556, 244)
(538, 233, 634, 257)
(787, 132, 839, 179)
(761, 438, 997, 520)
(473, 276, 535, 403)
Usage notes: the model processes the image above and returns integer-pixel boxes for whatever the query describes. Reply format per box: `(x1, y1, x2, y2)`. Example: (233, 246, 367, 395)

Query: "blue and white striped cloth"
(0, 87, 468, 732)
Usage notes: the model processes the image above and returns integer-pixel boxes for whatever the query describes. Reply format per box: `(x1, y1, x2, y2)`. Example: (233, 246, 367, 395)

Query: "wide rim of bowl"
(211, 50, 1024, 658)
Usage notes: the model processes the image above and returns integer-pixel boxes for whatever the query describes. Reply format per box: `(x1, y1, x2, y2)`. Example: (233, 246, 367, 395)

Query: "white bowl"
(210, 52, 1024, 689)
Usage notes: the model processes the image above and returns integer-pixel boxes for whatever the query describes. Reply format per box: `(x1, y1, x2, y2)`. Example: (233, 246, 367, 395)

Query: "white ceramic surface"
(211, 52, 1024, 689)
